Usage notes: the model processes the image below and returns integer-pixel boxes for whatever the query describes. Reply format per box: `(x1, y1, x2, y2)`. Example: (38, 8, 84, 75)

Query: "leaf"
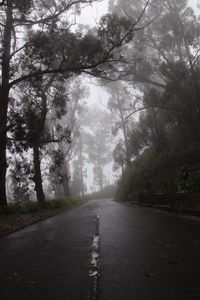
(89, 271, 98, 277)
(144, 272, 160, 277)
(24, 280, 36, 285)
(168, 260, 180, 266)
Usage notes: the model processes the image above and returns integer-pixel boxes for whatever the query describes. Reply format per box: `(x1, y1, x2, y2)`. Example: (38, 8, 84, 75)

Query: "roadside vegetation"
(1, 197, 87, 216)
(106, 0, 200, 209)
(0, 197, 87, 238)
(117, 143, 200, 201)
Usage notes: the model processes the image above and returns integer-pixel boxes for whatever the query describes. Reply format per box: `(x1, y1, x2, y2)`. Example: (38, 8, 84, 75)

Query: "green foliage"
(113, 140, 126, 169)
(114, 0, 200, 200)
(177, 167, 200, 194)
(98, 13, 134, 47)
(1, 197, 86, 216)
(10, 158, 30, 203)
(14, 0, 33, 15)
(19, 11, 135, 79)
(117, 142, 200, 201)
(49, 150, 65, 185)
(52, 92, 68, 119)
(22, 28, 104, 75)
(2, 201, 39, 215)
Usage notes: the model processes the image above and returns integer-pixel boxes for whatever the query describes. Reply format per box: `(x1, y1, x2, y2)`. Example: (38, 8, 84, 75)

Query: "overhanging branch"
(9, 3, 154, 89)
(13, 0, 102, 26)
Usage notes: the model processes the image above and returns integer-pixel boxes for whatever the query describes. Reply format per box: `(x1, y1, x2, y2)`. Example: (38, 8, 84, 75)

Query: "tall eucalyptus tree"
(0, 0, 149, 209)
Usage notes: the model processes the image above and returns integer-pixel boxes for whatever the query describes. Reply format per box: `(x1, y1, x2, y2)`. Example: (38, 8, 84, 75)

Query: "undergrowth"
(0, 197, 87, 219)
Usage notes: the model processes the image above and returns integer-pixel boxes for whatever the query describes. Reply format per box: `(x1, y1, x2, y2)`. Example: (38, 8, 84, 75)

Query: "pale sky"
(77, 0, 109, 26)
(78, 0, 198, 27)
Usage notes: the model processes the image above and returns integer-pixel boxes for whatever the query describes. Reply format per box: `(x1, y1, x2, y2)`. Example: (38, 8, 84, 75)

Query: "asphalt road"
(0, 199, 200, 300)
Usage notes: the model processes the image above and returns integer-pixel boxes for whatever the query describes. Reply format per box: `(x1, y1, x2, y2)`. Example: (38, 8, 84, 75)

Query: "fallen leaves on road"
(0, 209, 66, 239)
(24, 280, 36, 285)
(168, 260, 180, 266)
(144, 271, 160, 277)
(0, 274, 13, 281)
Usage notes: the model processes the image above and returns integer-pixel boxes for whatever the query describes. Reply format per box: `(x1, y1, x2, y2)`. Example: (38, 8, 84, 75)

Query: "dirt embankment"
(0, 208, 66, 239)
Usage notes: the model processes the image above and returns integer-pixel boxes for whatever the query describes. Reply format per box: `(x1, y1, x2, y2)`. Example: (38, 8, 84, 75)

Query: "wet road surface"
(0, 199, 200, 300)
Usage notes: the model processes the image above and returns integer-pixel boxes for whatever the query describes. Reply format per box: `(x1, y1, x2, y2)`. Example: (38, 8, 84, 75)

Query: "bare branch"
(13, 0, 101, 27)
(124, 0, 151, 27)
(40, 135, 70, 145)
(133, 77, 166, 88)
(10, 42, 30, 59)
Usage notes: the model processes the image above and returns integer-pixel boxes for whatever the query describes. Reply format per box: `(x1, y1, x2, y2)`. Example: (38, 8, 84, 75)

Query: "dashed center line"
(88, 212, 100, 300)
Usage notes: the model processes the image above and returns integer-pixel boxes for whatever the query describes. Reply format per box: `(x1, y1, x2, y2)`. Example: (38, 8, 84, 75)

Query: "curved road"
(0, 199, 200, 300)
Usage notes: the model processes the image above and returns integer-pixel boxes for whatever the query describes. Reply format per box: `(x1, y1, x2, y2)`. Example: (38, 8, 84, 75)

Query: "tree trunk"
(99, 168, 103, 192)
(62, 181, 70, 197)
(31, 77, 56, 204)
(117, 97, 131, 166)
(0, 89, 8, 209)
(97, 150, 103, 192)
(79, 152, 84, 197)
(122, 118, 131, 166)
(61, 159, 70, 197)
(0, 0, 13, 209)
(121, 155, 125, 189)
(78, 136, 84, 197)
(33, 145, 45, 206)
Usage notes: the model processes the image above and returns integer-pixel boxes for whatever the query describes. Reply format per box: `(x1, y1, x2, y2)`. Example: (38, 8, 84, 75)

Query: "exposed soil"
(0, 208, 66, 240)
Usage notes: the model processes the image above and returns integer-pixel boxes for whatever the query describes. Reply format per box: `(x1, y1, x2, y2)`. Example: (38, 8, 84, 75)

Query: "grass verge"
(0, 197, 88, 239)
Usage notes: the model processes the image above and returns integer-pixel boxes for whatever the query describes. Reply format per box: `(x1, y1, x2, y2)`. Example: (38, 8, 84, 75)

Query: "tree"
(10, 157, 30, 203)
(105, 81, 142, 165)
(83, 107, 113, 191)
(109, 0, 200, 147)
(108, 0, 200, 199)
(70, 147, 87, 197)
(109, 0, 200, 104)
(49, 149, 71, 198)
(113, 139, 126, 178)
(0, 0, 148, 209)
(71, 131, 87, 197)
(9, 74, 71, 205)
(47, 79, 88, 198)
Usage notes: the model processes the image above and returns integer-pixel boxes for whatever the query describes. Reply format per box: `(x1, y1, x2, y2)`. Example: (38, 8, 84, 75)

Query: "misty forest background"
(0, 0, 200, 211)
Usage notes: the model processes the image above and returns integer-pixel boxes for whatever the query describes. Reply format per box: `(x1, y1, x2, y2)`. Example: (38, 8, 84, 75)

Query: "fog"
(0, 0, 199, 206)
